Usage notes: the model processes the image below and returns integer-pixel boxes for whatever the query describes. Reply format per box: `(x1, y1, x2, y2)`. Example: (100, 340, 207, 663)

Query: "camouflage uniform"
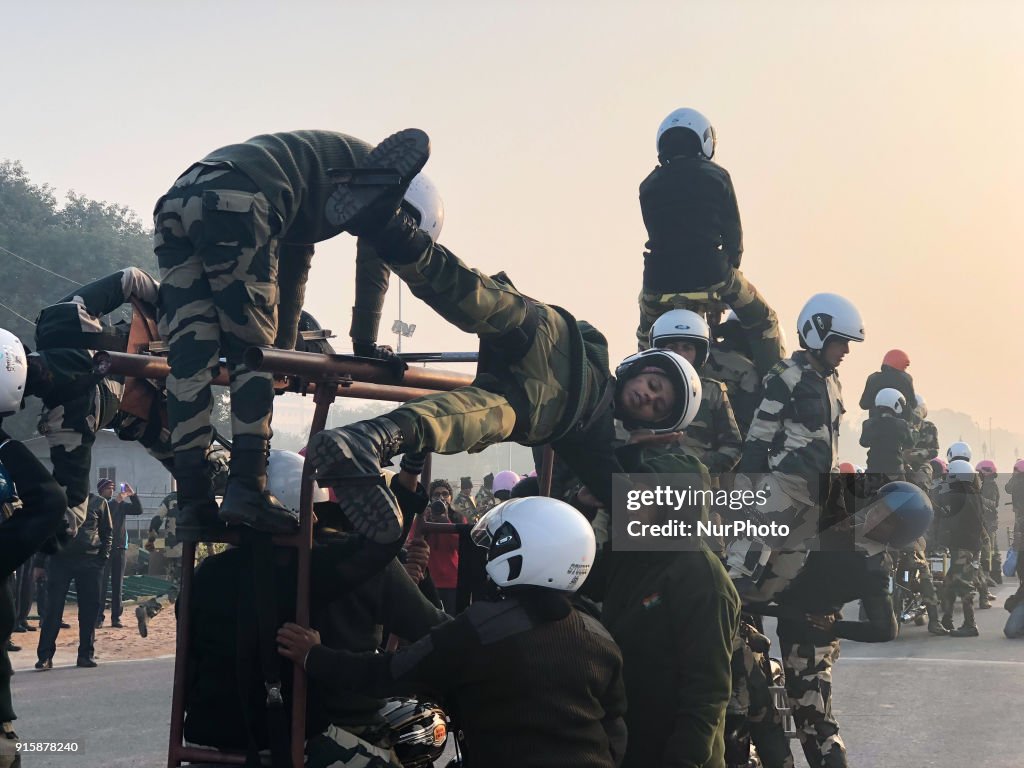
(980, 475, 1001, 580)
(450, 484, 477, 524)
(30, 269, 170, 531)
(637, 269, 784, 377)
(906, 419, 939, 489)
(705, 345, 761, 439)
(677, 377, 743, 474)
(474, 478, 497, 517)
(727, 623, 794, 768)
(357, 235, 615, 505)
(902, 537, 939, 608)
(153, 131, 379, 458)
(733, 351, 844, 602)
(941, 549, 980, 619)
(1006, 472, 1024, 551)
(306, 724, 402, 768)
(137, 492, 181, 627)
(781, 640, 845, 768)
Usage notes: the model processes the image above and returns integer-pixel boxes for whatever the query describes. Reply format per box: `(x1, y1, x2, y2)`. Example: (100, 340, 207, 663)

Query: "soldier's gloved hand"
(399, 450, 428, 476)
(352, 341, 408, 376)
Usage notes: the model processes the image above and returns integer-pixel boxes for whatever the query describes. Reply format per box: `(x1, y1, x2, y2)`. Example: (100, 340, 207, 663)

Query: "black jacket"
(639, 157, 743, 291)
(306, 589, 627, 768)
(62, 494, 113, 559)
(0, 430, 67, 574)
(110, 494, 144, 550)
(943, 482, 986, 551)
(757, 549, 896, 646)
(859, 366, 916, 421)
(860, 414, 914, 476)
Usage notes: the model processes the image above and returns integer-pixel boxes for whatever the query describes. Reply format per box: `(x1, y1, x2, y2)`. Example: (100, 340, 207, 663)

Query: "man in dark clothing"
(747, 480, 931, 768)
(938, 461, 986, 637)
(635, 108, 784, 375)
(278, 497, 627, 768)
(153, 129, 440, 534)
(859, 388, 914, 486)
(96, 480, 143, 628)
(183, 460, 440, 763)
(858, 349, 916, 422)
(592, 436, 740, 768)
(35, 489, 112, 668)
(0, 421, 68, 737)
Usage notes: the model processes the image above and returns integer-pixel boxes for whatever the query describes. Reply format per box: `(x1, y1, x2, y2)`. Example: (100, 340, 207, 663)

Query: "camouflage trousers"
(730, 473, 822, 603)
(728, 632, 794, 768)
(39, 376, 173, 533)
(383, 244, 576, 453)
(636, 268, 784, 375)
(780, 640, 846, 768)
(306, 724, 402, 768)
(154, 163, 282, 454)
(941, 549, 980, 616)
(981, 525, 1001, 577)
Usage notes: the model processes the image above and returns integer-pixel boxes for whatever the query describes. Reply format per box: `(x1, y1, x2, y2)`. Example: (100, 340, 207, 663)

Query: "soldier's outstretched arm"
(350, 239, 391, 351)
(275, 243, 315, 351)
(723, 170, 743, 268)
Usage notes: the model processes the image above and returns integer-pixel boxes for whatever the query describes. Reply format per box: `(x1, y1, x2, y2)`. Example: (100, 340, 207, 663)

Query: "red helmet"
(975, 460, 997, 475)
(882, 349, 910, 371)
(1015, 459, 1024, 473)
(838, 462, 856, 474)
(929, 457, 948, 475)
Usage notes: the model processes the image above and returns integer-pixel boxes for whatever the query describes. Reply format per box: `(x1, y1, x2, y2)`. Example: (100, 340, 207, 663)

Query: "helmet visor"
(470, 503, 507, 549)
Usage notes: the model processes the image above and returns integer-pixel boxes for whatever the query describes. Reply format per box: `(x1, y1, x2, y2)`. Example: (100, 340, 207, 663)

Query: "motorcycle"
(379, 697, 460, 767)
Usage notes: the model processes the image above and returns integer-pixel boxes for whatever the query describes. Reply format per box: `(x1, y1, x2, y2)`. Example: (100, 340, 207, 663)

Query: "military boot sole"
(307, 428, 387, 485)
(324, 129, 431, 230)
(218, 485, 299, 534)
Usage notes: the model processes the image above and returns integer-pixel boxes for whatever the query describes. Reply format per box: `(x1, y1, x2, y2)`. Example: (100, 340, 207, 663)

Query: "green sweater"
(202, 130, 372, 245)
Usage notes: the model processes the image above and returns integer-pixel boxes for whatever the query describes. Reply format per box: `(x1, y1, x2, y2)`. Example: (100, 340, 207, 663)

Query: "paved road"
(6, 583, 1021, 767)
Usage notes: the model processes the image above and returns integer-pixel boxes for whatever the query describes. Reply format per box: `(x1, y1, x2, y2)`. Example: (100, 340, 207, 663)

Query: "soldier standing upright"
(450, 477, 477, 524)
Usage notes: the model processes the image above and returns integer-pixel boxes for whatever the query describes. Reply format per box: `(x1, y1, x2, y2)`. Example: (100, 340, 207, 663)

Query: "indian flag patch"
(641, 592, 662, 609)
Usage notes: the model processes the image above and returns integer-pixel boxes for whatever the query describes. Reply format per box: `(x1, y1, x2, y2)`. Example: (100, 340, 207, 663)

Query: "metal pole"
(397, 283, 403, 354)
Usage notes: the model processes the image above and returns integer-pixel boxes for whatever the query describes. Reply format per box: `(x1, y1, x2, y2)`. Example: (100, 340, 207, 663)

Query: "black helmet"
(378, 698, 448, 768)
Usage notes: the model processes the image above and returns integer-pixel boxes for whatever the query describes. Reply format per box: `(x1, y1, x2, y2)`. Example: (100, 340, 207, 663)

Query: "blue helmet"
(861, 481, 934, 549)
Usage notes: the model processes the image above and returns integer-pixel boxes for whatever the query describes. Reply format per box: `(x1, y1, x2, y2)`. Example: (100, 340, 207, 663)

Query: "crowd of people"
(0, 109, 1020, 768)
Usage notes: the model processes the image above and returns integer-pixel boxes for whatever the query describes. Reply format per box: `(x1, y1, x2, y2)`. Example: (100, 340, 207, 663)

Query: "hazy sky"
(4, 1, 1024, 445)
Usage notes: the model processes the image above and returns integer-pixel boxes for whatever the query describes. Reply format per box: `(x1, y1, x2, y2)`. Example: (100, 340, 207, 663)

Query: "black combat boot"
(306, 418, 407, 544)
(174, 448, 221, 529)
(949, 599, 980, 637)
(324, 128, 431, 236)
(218, 436, 298, 533)
(926, 604, 949, 636)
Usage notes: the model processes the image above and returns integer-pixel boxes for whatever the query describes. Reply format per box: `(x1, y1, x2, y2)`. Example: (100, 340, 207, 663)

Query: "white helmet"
(492, 470, 521, 496)
(914, 394, 927, 419)
(796, 293, 865, 351)
(470, 497, 596, 591)
(656, 108, 716, 159)
(0, 330, 28, 416)
(649, 309, 711, 367)
(874, 388, 906, 415)
(403, 173, 444, 242)
(267, 450, 328, 513)
(614, 348, 702, 434)
(947, 459, 975, 483)
(946, 441, 972, 462)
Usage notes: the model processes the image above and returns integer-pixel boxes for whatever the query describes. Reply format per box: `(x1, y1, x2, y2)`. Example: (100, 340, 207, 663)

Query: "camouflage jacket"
(737, 351, 843, 480)
(450, 492, 477, 524)
(678, 377, 743, 473)
(705, 346, 761, 438)
(474, 488, 497, 516)
(906, 420, 939, 468)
